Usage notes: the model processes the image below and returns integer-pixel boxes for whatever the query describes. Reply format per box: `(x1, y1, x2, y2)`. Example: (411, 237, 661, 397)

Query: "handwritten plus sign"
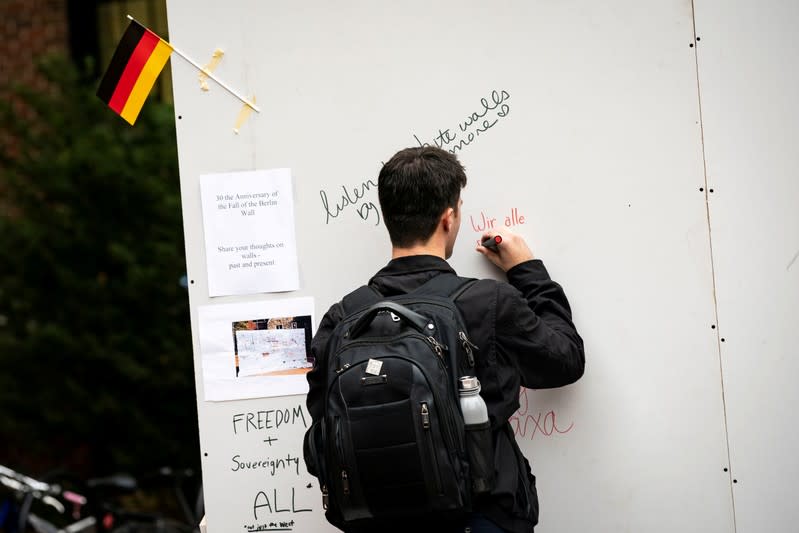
(263, 436, 278, 446)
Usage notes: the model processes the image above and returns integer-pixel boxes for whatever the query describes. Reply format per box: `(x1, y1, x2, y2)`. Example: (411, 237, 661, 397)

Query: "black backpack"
(305, 273, 485, 529)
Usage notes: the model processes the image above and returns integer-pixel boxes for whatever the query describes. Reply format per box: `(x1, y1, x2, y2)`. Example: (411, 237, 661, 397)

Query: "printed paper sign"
(198, 298, 315, 401)
(200, 168, 300, 297)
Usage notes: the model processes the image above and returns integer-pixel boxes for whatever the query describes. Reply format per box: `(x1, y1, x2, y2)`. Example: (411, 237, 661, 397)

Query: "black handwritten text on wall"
(319, 180, 380, 227)
(413, 89, 511, 154)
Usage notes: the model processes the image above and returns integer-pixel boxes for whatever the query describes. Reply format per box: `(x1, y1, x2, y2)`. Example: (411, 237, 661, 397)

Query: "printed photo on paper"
(233, 315, 313, 378)
(198, 298, 314, 401)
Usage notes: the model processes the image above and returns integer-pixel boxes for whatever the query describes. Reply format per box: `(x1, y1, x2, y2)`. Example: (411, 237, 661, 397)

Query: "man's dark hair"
(378, 146, 467, 247)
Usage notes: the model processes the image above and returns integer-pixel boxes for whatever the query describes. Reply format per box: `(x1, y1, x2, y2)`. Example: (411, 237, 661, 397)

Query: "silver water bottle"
(458, 376, 494, 494)
(459, 376, 488, 425)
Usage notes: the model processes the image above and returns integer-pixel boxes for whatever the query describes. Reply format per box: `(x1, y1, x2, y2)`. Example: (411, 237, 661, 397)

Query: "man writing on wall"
(305, 146, 585, 532)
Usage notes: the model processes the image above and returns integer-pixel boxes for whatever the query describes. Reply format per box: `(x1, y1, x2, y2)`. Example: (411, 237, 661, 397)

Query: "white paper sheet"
(200, 168, 300, 297)
(198, 298, 315, 401)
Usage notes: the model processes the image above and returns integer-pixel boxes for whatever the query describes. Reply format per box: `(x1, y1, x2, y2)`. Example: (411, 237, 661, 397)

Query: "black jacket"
(306, 255, 585, 532)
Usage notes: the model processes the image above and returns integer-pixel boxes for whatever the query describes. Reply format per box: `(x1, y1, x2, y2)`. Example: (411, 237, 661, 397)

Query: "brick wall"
(0, 0, 70, 92)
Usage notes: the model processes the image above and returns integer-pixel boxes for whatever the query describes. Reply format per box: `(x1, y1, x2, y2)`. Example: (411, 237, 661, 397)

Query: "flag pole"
(127, 15, 261, 113)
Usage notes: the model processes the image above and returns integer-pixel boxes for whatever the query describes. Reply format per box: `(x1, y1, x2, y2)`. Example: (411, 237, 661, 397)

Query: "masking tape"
(198, 49, 225, 92)
(233, 95, 256, 134)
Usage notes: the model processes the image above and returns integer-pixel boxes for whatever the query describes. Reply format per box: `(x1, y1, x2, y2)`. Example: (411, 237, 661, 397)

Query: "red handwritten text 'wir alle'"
(510, 388, 574, 440)
(470, 208, 526, 245)
(470, 208, 525, 232)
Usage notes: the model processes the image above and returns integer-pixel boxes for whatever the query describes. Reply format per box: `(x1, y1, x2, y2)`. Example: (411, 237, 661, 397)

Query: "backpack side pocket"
(304, 420, 328, 505)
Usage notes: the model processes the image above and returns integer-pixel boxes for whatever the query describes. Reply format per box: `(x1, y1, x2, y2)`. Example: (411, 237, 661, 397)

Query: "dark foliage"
(0, 55, 198, 477)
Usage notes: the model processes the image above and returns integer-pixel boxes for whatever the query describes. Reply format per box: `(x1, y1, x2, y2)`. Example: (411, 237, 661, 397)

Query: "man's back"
(307, 254, 583, 532)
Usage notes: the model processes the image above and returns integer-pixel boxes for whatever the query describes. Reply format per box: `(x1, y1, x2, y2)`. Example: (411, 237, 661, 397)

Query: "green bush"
(0, 55, 197, 477)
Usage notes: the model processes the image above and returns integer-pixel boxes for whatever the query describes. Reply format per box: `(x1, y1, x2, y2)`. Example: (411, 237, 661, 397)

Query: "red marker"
(481, 235, 502, 251)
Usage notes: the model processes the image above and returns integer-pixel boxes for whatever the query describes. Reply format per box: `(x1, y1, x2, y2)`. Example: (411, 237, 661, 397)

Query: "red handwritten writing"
(469, 208, 525, 233)
(510, 388, 574, 440)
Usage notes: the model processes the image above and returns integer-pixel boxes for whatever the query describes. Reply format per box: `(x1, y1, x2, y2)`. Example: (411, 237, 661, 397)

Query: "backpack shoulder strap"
(413, 272, 477, 302)
(341, 285, 383, 314)
(343, 273, 476, 313)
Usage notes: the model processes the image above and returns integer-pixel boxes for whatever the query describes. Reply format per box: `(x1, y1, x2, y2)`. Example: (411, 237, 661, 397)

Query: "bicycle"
(0, 463, 94, 533)
(1, 464, 202, 533)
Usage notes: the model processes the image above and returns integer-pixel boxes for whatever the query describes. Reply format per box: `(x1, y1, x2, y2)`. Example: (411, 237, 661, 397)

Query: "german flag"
(96, 20, 173, 125)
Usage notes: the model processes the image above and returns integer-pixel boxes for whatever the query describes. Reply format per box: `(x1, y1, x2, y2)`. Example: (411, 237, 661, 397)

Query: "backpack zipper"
(333, 332, 447, 371)
(333, 331, 424, 371)
(333, 417, 350, 499)
(427, 336, 445, 358)
(459, 331, 479, 367)
(420, 401, 443, 494)
(341, 470, 350, 496)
